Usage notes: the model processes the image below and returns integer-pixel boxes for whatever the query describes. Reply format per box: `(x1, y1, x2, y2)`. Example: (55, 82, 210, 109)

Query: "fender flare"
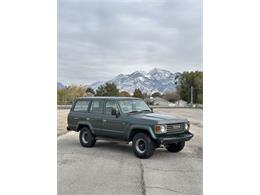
(76, 121, 95, 134)
(127, 124, 157, 140)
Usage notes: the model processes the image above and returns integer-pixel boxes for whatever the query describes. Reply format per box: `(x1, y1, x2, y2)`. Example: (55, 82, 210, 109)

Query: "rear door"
(88, 99, 105, 135)
(68, 100, 90, 130)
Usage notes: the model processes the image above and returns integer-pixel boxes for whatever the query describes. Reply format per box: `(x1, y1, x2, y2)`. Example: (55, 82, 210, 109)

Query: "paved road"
(58, 109, 202, 195)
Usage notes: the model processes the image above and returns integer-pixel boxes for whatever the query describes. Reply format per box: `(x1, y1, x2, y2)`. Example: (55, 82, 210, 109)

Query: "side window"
(73, 100, 90, 112)
(90, 100, 104, 114)
(105, 101, 119, 115)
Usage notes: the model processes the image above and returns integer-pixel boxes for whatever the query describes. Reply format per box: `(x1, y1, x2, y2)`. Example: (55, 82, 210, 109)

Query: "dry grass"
(57, 109, 70, 136)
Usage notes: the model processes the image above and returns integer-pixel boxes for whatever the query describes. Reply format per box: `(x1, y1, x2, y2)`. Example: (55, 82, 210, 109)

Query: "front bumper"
(158, 132, 193, 145)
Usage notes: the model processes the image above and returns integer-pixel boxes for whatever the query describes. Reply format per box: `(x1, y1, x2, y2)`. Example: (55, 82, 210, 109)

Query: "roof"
(76, 96, 140, 100)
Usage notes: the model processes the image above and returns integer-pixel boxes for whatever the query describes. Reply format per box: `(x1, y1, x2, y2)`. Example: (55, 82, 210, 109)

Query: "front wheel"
(79, 127, 96, 147)
(132, 133, 155, 159)
(166, 141, 185, 153)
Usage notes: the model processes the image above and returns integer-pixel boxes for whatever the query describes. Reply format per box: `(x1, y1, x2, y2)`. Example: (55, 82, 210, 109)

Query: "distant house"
(168, 102, 176, 107)
(175, 99, 188, 107)
(145, 97, 188, 107)
(150, 97, 170, 106)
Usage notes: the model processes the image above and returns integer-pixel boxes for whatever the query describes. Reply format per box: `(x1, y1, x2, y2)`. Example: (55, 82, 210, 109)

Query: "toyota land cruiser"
(67, 97, 193, 158)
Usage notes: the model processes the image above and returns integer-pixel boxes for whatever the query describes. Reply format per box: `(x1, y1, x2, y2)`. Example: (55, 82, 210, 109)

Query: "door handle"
(86, 118, 90, 120)
(74, 117, 78, 120)
(102, 119, 107, 122)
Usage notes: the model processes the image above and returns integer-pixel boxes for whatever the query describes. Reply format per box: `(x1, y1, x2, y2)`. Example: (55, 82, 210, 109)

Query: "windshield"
(118, 99, 151, 113)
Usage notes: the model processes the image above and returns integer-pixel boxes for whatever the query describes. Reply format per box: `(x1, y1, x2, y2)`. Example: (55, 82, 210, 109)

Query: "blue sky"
(58, 0, 202, 85)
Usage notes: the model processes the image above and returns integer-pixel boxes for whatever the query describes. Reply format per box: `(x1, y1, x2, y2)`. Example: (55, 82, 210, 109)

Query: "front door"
(102, 100, 127, 139)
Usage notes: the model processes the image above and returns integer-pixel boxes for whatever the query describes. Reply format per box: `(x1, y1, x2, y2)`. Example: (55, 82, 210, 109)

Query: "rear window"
(90, 100, 104, 114)
(73, 100, 90, 112)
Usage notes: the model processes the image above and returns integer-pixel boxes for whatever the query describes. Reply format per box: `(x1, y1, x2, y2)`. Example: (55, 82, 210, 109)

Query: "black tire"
(166, 141, 185, 153)
(79, 127, 96, 147)
(132, 133, 155, 159)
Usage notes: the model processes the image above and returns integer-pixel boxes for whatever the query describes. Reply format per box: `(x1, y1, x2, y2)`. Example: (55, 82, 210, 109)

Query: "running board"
(96, 136, 130, 144)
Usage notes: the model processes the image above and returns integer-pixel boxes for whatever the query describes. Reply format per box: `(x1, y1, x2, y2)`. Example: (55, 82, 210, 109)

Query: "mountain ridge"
(57, 82, 65, 89)
(90, 68, 181, 94)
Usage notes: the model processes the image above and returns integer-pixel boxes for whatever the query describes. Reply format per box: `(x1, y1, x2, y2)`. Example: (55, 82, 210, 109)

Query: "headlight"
(155, 125, 167, 134)
(185, 122, 190, 130)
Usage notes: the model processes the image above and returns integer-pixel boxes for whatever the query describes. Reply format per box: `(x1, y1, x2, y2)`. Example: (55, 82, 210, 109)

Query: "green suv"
(67, 97, 193, 158)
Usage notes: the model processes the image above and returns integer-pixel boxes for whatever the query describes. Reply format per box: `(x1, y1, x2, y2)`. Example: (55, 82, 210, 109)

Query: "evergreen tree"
(95, 83, 119, 96)
(177, 71, 203, 104)
(133, 88, 143, 98)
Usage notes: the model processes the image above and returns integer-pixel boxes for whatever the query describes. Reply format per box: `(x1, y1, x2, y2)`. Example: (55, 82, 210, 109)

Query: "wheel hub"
(81, 131, 89, 144)
(136, 138, 146, 153)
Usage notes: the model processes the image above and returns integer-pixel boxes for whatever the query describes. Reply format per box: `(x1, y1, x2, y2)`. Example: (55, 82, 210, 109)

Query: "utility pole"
(191, 86, 194, 106)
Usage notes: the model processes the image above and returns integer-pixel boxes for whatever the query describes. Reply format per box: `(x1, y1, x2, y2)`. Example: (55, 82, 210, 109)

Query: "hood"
(130, 112, 188, 124)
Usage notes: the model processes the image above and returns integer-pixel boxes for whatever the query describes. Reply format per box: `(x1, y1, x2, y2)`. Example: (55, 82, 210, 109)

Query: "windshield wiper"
(128, 110, 140, 113)
(140, 109, 151, 112)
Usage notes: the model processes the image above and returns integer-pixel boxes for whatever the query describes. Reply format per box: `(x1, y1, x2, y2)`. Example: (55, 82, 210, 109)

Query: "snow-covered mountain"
(57, 82, 65, 89)
(90, 68, 181, 94)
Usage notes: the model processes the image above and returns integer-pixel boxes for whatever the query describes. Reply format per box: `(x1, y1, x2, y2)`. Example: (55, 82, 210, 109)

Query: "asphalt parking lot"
(58, 108, 203, 195)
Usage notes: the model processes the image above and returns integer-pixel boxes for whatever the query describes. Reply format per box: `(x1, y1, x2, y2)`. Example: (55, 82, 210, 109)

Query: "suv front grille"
(166, 123, 185, 134)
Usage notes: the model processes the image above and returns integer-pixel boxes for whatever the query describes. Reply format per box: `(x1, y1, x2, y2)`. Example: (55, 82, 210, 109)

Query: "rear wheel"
(165, 141, 185, 152)
(79, 127, 96, 147)
(132, 133, 155, 159)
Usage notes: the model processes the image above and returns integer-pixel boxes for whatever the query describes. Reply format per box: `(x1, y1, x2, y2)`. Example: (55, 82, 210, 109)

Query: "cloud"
(58, 0, 202, 85)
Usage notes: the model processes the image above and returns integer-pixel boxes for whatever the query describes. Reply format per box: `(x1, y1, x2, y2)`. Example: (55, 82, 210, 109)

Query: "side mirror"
(111, 108, 120, 117)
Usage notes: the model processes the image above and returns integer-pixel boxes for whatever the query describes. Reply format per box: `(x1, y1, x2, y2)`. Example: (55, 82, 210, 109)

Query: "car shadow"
(94, 141, 133, 153)
(58, 137, 198, 159)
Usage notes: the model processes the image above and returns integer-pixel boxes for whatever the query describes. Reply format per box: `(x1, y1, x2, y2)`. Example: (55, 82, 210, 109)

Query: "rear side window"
(105, 101, 119, 115)
(73, 100, 90, 112)
(90, 100, 104, 114)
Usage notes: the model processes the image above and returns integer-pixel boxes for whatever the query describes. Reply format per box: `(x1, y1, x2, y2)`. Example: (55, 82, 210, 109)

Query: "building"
(151, 97, 170, 106)
(175, 99, 188, 107)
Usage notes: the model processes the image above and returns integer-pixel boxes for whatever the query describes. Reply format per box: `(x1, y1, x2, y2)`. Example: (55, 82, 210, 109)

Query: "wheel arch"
(76, 121, 94, 134)
(128, 125, 157, 141)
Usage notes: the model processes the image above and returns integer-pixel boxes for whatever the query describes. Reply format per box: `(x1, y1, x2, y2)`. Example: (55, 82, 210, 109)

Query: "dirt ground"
(57, 109, 70, 136)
